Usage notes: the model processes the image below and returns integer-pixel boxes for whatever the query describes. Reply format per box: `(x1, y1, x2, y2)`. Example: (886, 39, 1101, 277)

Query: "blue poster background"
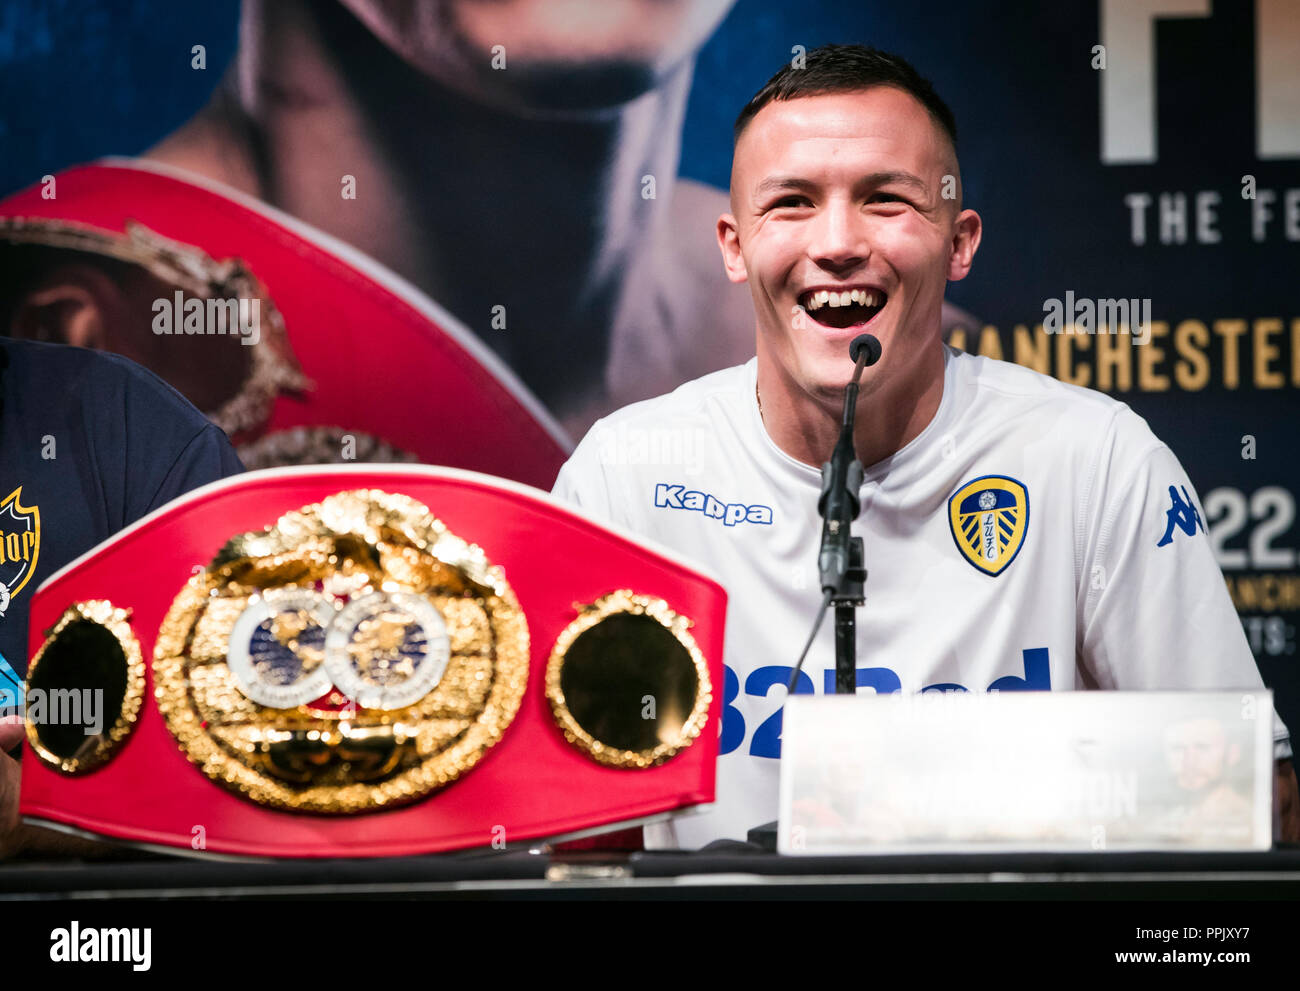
(2, 0, 1297, 735)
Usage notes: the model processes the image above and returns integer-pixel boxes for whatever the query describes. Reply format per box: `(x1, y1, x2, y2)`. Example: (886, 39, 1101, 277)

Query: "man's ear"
(716, 214, 748, 284)
(8, 264, 114, 347)
(946, 208, 982, 282)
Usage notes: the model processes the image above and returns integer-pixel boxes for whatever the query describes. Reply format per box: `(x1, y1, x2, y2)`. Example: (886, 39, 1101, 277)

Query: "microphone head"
(850, 334, 882, 367)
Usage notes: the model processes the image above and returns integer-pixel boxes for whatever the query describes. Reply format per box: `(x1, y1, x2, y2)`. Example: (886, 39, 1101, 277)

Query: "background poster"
(1, 0, 1297, 731)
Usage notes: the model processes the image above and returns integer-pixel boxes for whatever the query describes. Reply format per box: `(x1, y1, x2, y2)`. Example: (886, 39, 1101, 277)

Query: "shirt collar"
(746, 345, 961, 490)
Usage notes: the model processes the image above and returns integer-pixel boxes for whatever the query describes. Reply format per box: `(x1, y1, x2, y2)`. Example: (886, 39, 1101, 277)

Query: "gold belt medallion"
(153, 489, 529, 813)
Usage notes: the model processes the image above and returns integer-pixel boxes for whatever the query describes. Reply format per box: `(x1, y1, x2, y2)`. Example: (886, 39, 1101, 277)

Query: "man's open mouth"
(797, 287, 886, 330)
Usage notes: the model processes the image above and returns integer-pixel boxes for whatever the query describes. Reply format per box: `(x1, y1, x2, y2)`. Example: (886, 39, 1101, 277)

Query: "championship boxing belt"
(0, 160, 569, 487)
(19, 467, 725, 858)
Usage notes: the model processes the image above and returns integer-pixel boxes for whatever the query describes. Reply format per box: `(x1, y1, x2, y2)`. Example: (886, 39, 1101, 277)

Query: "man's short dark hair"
(733, 44, 957, 150)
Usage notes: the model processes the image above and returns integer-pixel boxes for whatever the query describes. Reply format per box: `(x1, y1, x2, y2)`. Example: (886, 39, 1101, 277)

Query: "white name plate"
(777, 691, 1274, 854)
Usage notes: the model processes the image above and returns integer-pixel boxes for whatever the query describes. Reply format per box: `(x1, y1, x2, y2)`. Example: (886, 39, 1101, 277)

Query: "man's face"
(719, 87, 980, 406)
(340, 0, 736, 110)
(1164, 718, 1237, 793)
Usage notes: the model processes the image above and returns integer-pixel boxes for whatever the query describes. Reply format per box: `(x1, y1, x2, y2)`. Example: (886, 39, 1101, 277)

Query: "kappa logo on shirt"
(0, 486, 40, 618)
(653, 483, 773, 527)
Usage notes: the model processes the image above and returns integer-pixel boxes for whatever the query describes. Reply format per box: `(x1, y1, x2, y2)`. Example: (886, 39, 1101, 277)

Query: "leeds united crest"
(948, 475, 1029, 577)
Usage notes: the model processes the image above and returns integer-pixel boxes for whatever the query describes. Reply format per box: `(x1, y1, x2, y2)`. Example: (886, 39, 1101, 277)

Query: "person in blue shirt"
(0, 337, 243, 858)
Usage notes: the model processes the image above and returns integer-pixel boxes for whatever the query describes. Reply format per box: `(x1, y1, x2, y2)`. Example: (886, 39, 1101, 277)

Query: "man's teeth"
(804, 289, 880, 311)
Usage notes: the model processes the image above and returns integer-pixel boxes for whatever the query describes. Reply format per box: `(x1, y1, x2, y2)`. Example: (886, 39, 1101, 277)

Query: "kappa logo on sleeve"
(653, 483, 773, 527)
(1156, 484, 1205, 547)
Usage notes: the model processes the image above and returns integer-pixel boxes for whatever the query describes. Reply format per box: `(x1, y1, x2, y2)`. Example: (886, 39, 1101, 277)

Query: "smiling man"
(553, 45, 1296, 849)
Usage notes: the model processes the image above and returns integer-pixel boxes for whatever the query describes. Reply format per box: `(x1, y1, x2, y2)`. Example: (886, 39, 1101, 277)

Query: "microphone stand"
(750, 336, 878, 851)
(831, 547, 867, 691)
(820, 348, 871, 694)
(784, 335, 878, 696)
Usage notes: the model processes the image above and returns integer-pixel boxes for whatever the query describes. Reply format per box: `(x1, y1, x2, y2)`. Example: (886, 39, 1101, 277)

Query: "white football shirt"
(552, 346, 1290, 848)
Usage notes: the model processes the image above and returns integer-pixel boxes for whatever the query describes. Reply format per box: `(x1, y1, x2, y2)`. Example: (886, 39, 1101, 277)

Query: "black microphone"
(817, 334, 881, 593)
(850, 333, 882, 366)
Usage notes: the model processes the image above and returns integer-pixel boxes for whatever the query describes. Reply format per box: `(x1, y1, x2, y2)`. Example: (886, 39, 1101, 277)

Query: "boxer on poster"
(0, 0, 976, 478)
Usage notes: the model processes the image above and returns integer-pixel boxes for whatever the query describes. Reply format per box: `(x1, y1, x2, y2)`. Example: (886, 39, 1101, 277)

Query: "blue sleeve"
(142, 423, 244, 515)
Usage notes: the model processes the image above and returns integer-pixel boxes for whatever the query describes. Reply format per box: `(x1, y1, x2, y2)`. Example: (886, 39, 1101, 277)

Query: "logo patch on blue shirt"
(1156, 484, 1205, 547)
(0, 486, 40, 616)
(653, 483, 772, 526)
(948, 475, 1030, 576)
